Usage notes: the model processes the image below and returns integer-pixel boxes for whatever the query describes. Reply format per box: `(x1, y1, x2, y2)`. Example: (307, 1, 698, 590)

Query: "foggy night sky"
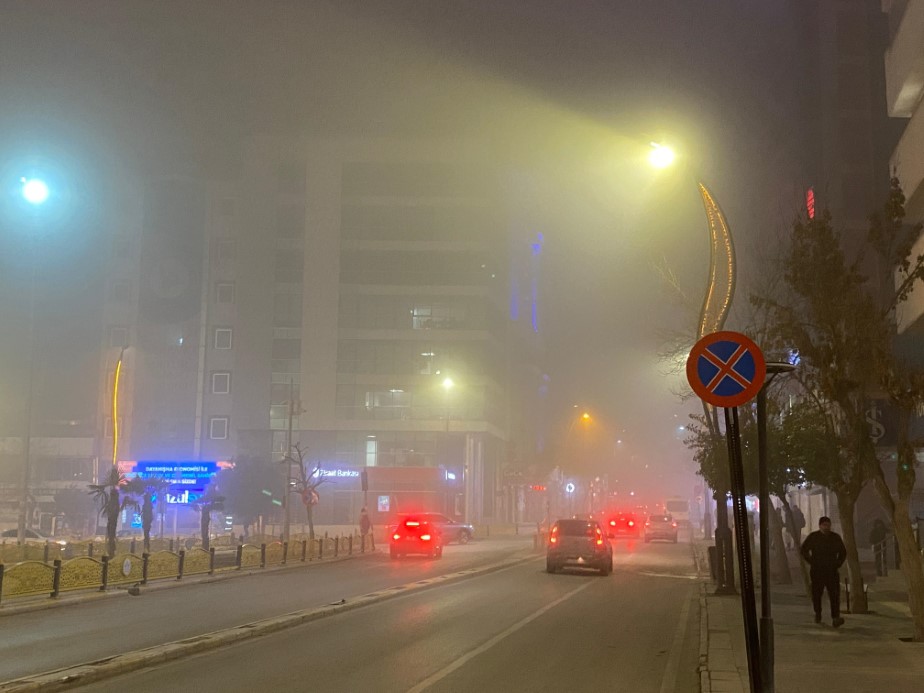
(0, 1, 811, 498)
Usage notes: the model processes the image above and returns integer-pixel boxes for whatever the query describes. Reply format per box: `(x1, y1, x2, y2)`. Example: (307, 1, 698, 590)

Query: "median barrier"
(0, 531, 368, 606)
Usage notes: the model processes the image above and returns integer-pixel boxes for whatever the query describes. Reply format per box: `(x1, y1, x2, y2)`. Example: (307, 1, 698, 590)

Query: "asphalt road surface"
(73, 534, 701, 693)
(0, 537, 533, 682)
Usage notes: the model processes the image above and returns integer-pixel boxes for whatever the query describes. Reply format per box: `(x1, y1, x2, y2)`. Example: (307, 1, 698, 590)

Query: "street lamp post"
(650, 143, 737, 595)
(16, 177, 49, 546)
(756, 361, 796, 693)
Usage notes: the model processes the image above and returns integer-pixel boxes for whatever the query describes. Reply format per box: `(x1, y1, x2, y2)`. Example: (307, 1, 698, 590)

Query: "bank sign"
(121, 461, 221, 505)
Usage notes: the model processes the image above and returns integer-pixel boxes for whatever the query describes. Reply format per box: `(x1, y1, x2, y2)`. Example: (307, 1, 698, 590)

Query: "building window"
(211, 371, 231, 394)
(214, 328, 233, 349)
(209, 417, 229, 440)
(216, 282, 235, 305)
(109, 279, 131, 302)
(108, 326, 130, 348)
(216, 239, 235, 262)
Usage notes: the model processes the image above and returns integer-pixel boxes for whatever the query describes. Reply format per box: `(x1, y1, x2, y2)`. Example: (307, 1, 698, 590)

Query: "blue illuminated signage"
(123, 461, 220, 505)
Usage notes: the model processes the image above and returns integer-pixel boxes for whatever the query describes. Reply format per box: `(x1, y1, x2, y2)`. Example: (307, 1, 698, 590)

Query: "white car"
(1, 528, 68, 546)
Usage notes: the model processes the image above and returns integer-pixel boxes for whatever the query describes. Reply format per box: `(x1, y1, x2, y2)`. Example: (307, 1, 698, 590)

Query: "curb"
(698, 582, 710, 693)
(0, 551, 542, 692)
(0, 550, 369, 618)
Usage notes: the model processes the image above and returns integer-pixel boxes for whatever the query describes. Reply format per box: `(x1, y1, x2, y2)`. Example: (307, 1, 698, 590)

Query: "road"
(70, 534, 701, 693)
(0, 538, 530, 682)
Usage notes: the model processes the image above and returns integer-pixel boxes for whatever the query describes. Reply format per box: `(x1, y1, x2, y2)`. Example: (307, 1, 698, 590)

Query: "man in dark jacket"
(801, 516, 847, 626)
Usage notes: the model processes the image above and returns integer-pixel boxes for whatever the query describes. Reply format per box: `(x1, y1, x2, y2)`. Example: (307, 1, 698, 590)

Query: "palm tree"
(88, 467, 138, 557)
(124, 476, 169, 553)
(193, 486, 225, 551)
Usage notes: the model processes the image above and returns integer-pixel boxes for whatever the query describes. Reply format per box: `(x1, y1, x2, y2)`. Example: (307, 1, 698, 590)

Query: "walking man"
(359, 507, 372, 549)
(800, 516, 847, 627)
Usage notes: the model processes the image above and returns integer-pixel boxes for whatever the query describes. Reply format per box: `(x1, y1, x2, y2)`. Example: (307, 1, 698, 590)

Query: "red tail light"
(550, 535, 557, 544)
(596, 538, 604, 546)
(392, 534, 401, 540)
(421, 534, 431, 541)
(406, 521, 420, 527)
(645, 522, 651, 527)
(610, 520, 616, 526)
(672, 522, 678, 528)
(628, 520, 634, 527)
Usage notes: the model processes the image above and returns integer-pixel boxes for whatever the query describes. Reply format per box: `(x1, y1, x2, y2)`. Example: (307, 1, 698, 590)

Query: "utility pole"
(282, 379, 295, 544)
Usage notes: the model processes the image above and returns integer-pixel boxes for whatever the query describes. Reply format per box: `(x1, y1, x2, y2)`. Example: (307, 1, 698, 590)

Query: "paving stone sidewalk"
(696, 540, 924, 693)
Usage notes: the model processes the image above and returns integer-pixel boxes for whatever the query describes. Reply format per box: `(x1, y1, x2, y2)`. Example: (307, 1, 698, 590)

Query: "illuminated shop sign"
(312, 468, 360, 478)
(119, 460, 226, 504)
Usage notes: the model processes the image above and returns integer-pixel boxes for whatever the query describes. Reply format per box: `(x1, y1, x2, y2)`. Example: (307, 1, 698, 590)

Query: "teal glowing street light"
(15, 175, 49, 546)
(21, 177, 50, 206)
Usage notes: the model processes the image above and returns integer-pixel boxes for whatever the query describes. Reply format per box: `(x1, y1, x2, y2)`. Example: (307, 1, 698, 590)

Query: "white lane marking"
(638, 571, 699, 580)
(407, 580, 595, 693)
(658, 586, 694, 693)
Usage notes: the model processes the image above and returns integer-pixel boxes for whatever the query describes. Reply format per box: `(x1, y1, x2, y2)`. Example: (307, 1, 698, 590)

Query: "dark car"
(395, 512, 474, 544)
(606, 512, 640, 538)
(390, 517, 444, 559)
(644, 514, 678, 543)
(546, 518, 612, 576)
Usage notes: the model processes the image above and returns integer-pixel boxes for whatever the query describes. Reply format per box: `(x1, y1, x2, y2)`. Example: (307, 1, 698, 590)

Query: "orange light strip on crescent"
(112, 355, 122, 468)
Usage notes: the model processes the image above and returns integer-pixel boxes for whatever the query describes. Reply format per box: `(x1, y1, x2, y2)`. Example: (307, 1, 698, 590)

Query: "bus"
(664, 497, 691, 526)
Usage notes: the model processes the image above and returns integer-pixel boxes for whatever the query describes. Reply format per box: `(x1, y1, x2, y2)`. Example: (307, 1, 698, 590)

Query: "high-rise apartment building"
(884, 0, 924, 335)
(236, 137, 543, 524)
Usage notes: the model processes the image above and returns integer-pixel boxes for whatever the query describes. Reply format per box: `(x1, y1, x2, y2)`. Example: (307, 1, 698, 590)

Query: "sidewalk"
(697, 541, 924, 692)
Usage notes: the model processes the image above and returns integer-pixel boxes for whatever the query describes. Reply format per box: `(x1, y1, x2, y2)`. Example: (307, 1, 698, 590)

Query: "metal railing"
(0, 532, 373, 605)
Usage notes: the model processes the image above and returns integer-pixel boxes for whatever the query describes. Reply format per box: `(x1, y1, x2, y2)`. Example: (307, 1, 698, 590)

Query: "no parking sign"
(686, 331, 765, 408)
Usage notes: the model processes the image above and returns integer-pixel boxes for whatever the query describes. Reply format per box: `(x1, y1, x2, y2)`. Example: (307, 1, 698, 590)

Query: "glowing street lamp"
(21, 177, 50, 205)
(648, 143, 676, 169)
(15, 174, 51, 546)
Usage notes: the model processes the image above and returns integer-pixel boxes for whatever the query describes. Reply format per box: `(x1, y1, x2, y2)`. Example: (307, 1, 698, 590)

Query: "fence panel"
(183, 548, 212, 576)
(146, 551, 181, 580)
(239, 544, 262, 569)
(58, 557, 104, 593)
(1, 561, 55, 598)
(264, 541, 285, 566)
(107, 553, 144, 585)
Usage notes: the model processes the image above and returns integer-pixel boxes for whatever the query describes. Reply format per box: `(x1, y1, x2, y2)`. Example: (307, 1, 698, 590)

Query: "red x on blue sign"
(686, 331, 766, 408)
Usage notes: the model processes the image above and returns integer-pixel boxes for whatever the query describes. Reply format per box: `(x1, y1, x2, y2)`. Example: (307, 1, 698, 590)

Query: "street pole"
(757, 385, 774, 693)
(282, 379, 294, 543)
(725, 406, 762, 693)
(756, 362, 794, 693)
(16, 240, 38, 545)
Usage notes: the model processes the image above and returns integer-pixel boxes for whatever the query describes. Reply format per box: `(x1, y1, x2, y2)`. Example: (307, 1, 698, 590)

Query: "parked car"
(546, 518, 612, 576)
(393, 512, 474, 544)
(644, 514, 678, 543)
(389, 517, 444, 559)
(1, 528, 68, 546)
(606, 512, 640, 538)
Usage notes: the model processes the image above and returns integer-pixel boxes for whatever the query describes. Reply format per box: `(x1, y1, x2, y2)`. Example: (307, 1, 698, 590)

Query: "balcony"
(884, 0, 924, 117)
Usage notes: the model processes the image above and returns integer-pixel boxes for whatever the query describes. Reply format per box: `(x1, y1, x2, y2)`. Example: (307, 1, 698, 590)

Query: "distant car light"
(610, 520, 616, 526)
(421, 534, 431, 541)
(392, 533, 401, 540)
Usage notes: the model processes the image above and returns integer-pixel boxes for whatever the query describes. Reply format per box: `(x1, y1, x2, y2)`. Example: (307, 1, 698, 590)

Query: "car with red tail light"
(644, 514, 678, 543)
(605, 512, 640, 538)
(389, 517, 444, 559)
(546, 519, 612, 576)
